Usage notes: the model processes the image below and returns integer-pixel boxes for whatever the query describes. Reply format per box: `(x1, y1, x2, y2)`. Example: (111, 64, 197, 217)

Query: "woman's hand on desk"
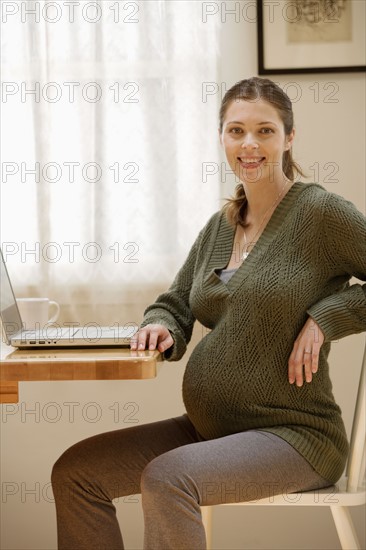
(288, 316, 325, 387)
(130, 324, 174, 353)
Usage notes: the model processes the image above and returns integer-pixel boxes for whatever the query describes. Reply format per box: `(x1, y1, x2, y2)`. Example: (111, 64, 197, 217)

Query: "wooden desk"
(0, 345, 162, 404)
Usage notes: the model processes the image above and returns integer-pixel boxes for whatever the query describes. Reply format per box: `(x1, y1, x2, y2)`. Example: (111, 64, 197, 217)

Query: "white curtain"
(1, 0, 222, 324)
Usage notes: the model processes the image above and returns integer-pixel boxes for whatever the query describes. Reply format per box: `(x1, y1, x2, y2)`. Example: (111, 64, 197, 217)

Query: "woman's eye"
(228, 127, 242, 134)
(260, 128, 274, 134)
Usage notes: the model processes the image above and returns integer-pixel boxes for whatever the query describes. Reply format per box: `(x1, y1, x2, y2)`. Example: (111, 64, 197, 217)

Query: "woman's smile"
(237, 156, 266, 170)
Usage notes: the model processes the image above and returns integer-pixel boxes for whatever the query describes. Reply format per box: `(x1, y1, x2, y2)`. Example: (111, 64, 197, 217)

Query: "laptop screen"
(0, 250, 23, 344)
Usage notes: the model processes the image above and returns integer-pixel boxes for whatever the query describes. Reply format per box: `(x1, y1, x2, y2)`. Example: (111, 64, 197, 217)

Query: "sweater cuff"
(307, 293, 357, 343)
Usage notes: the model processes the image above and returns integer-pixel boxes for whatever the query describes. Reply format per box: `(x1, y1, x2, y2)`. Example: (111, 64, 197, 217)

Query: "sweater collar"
(205, 182, 318, 292)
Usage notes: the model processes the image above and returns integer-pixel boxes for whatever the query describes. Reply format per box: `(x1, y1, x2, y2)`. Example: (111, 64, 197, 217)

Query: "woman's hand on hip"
(130, 323, 174, 353)
(288, 316, 325, 387)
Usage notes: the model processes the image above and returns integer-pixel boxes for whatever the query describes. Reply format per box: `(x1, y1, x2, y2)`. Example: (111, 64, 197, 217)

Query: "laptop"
(0, 249, 138, 348)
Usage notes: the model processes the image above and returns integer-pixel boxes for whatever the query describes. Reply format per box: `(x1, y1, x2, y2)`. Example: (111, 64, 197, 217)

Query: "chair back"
(346, 341, 366, 492)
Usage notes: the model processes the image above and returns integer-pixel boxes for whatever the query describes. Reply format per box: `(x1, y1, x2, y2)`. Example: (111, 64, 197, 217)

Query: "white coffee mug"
(16, 298, 60, 330)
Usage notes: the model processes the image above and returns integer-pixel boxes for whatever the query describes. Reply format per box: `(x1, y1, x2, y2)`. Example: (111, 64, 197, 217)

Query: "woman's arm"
(135, 213, 218, 361)
(288, 191, 366, 387)
(306, 192, 366, 341)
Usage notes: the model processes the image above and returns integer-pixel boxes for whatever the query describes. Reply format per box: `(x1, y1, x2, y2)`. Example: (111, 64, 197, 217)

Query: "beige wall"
(1, 12, 365, 550)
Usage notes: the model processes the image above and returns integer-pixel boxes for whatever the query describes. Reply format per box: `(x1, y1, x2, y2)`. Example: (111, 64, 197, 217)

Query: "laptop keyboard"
(21, 325, 137, 342)
(72, 327, 137, 339)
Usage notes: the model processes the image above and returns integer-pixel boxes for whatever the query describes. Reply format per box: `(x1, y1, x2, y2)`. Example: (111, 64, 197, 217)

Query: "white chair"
(201, 343, 366, 550)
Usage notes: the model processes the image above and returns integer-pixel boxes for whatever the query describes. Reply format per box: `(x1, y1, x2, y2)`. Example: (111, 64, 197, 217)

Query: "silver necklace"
(242, 180, 290, 260)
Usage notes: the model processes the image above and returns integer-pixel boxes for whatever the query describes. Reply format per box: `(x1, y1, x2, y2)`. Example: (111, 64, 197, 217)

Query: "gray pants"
(51, 414, 330, 550)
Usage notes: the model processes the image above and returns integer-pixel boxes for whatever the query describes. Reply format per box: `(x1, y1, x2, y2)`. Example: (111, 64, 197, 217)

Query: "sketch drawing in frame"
(257, 0, 366, 74)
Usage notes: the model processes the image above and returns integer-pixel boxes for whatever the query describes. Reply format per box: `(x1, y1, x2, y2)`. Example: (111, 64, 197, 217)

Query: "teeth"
(239, 158, 263, 163)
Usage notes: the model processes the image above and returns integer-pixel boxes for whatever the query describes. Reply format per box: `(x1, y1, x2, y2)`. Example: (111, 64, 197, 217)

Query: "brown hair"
(220, 77, 306, 227)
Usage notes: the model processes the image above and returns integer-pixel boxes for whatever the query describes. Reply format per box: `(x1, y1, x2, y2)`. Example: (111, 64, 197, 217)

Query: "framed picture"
(257, 0, 366, 74)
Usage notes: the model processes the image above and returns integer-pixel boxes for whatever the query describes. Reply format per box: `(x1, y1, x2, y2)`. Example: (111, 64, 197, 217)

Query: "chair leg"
(330, 506, 361, 550)
(201, 506, 213, 550)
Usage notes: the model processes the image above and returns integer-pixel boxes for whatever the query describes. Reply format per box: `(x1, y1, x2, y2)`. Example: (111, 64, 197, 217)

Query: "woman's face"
(220, 98, 294, 185)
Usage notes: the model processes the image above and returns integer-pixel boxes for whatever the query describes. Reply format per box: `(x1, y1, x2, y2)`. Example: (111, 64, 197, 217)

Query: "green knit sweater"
(140, 182, 366, 483)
